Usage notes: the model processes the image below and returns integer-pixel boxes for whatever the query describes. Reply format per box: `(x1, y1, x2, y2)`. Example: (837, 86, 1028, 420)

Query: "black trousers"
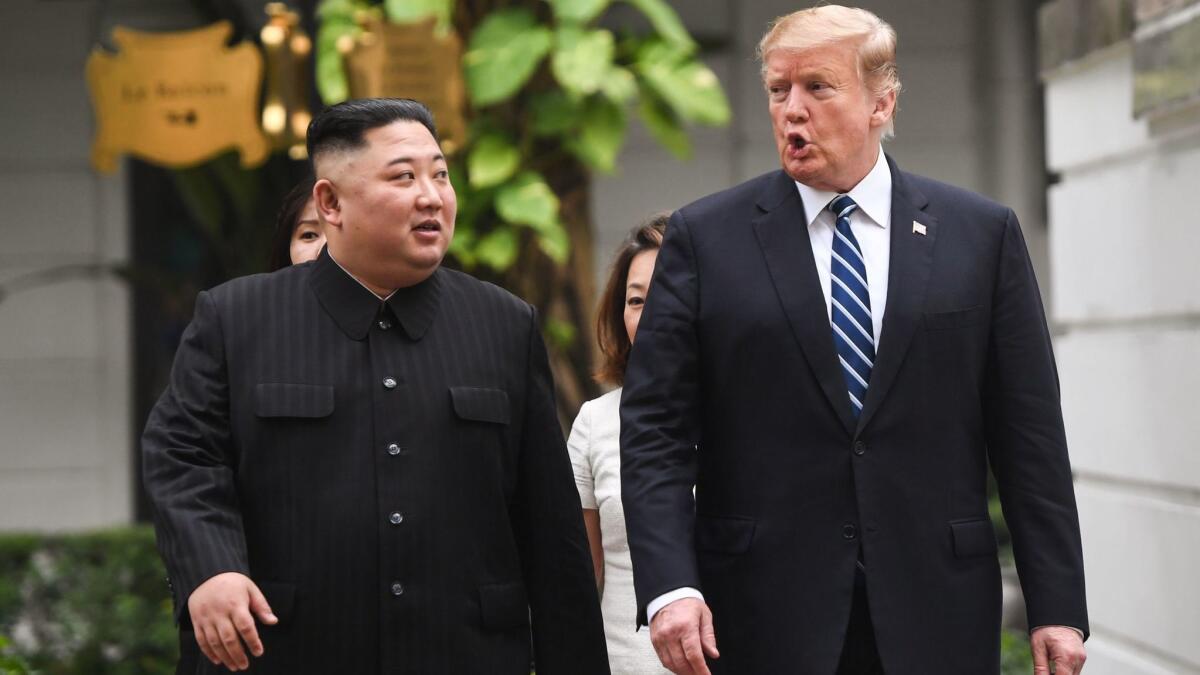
(836, 567, 884, 675)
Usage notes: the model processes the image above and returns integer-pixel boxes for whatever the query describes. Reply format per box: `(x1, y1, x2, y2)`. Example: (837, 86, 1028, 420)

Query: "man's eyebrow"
(386, 154, 446, 166)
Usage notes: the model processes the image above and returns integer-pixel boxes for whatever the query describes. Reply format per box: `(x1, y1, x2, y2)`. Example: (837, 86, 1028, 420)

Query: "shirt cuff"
(647, 587, 705, 625)
(1031, 625, 1085, 640)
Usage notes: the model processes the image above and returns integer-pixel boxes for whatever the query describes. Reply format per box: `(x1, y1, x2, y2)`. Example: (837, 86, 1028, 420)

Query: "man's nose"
(784, 92, 809, 123)
(416, 179, 443, 210)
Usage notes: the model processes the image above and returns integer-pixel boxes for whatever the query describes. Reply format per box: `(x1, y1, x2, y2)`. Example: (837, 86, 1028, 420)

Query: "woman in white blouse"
(568, 215, 669, 674)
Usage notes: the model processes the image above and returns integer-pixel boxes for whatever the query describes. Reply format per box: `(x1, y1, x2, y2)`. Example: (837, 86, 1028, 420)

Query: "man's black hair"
(306, 98, 439, 165)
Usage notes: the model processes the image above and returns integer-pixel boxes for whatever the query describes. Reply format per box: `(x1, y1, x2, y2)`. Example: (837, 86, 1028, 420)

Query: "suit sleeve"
(513, 306, 610, 674)
(141, 290, 249, 622)
(984, 210, 1089, 637)
(619, 209, 703, 627)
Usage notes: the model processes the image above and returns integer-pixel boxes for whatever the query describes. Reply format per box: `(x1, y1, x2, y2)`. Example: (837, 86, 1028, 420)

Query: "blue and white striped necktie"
(827, 194, 874, 419)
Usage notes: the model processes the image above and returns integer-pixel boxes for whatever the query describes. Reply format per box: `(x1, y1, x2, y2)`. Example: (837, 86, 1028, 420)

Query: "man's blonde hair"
(758, 5, 902, 137)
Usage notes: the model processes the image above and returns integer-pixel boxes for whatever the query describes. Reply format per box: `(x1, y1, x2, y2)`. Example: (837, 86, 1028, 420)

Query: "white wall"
(0, 0, 132, 530)
(1045, 42, 1200, 674)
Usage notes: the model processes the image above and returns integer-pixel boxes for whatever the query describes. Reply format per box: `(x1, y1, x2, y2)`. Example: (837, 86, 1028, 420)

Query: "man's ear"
(870, 89, 897, 129)
(313, 178, 341, 230)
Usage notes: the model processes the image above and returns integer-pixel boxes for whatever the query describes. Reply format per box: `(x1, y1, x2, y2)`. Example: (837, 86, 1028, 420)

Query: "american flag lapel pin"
(912, 221, 927, 236)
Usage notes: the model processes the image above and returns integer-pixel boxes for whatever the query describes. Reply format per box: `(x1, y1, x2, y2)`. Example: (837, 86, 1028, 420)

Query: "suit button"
(389, 511, 404, 525)
(843, 523, 858, 540)
(387, 443, 402, 456)
(853, 441, 867, 456)
(390, 581, 404, 596)
(378, 318, 393, 331)
(382, 377, 397, 389)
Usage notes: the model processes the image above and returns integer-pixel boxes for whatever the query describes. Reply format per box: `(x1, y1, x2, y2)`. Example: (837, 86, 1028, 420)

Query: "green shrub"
(0, 527, 176, 675)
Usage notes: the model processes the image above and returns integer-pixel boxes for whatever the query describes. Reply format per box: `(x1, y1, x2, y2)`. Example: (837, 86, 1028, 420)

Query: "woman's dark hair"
(306, 98, 438, 165)
(595, 213, 669, 386)
(268, 174, 317, 271)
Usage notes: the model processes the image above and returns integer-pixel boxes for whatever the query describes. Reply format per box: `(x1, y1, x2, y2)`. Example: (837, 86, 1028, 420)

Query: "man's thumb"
(700, 607, 719, 658)
(247, 581, 278, 624)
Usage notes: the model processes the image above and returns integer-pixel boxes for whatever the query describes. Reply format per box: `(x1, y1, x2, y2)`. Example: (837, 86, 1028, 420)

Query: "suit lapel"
(752, 171, 857, 436)
(856, 159, 937, 433)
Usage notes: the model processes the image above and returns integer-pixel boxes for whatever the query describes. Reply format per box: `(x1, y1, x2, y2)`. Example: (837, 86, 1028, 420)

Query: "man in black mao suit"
(143, 98, 609, 674)
(620, 6, 1088, 675)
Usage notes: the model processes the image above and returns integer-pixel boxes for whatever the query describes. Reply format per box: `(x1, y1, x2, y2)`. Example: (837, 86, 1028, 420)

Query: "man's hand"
(1031, 626, 1086, 675)
(649, 597, 719, 675)
(187, 572, 278, 671)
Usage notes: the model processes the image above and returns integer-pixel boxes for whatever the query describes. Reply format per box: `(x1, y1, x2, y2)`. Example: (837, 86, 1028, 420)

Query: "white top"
(646, 148, 895, 625)
(568, 387, 669, 674)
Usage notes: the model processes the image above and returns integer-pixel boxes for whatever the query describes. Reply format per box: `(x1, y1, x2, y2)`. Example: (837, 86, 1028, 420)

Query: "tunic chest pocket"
(449, 386, 510, 425)
(254, 383, 335, 418)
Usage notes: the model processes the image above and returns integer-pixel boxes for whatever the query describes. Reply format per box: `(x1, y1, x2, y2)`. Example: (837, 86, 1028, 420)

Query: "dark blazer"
(620, 158, 1088, 674)
(143, 249, 608, 675)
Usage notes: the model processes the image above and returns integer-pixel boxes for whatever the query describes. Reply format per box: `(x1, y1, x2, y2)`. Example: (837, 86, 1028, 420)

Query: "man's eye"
(392, 171, 414, 180)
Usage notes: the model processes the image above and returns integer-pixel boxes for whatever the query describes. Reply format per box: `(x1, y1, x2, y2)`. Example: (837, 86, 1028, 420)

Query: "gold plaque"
(86, 22, 268, 173)
(344, 17, 468, 153)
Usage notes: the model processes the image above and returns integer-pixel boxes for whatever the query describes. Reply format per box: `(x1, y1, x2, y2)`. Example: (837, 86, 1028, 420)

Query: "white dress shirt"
(645, 148, 893, 626)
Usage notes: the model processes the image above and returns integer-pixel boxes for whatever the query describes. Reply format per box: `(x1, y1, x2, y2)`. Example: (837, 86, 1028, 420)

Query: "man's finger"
(216, 618, 249, 670)
(205, 623, 239, 671)
(246, 581, 278, 625)
(681, 632, 712, 675)
(699, 606, 719, 659)
(195, 625, 220, 666)
(665, 638, 692, 675)
(1032, 640, 1051, 675)
(233, 608, 264, 658)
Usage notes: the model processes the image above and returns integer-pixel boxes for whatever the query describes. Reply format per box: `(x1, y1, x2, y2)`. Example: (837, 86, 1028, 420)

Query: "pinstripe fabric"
(142, 248, 609, 675)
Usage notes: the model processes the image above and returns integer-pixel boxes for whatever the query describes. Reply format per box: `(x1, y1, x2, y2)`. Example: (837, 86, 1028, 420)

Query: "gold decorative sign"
(344, 17, 468, 153)
(86, 22, 268, 173)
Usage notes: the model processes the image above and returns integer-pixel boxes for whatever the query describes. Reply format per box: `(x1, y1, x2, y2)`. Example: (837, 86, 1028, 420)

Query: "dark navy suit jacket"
(620, 158, 1088, 674)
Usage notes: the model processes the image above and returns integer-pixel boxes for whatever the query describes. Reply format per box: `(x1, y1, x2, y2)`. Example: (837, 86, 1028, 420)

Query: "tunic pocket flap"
(254, 384, 334, 418)
(949, 518, 998, 558)
(695, 515, 756, 554)
(478, 582, 529, 630)
(450, 387, 510, 425)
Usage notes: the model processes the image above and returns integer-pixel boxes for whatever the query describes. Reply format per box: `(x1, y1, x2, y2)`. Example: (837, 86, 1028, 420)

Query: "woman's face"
(289, 199, 325, 265)
(623, 248, 659, 344)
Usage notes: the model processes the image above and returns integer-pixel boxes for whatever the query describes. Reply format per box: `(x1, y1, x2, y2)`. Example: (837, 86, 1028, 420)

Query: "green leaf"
(551, 27, 615, 96)
(638, 90, 691, 159)
(467, 132, 521, 189)
(535, 221, 571, 264)
(636, 44, 730, 126)
(546, 0, 610, 24)
(566, 97, 626, 173)
(464, 9, 554, 107)
(447, 226, 477, 267)
(474, 226, 521, 271)
(496, 171, 561, 231)
(622, 0, 695, 51)
(530, 91, 580, 136)
(601, 65, 637, 103)
(315, 18, 358, 104)
(384, 0, 451, 27)
(544, 316, 577, 349)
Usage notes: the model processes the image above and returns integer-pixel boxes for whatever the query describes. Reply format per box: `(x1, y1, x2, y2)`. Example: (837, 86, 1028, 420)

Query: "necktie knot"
(828, 194, 858, 219)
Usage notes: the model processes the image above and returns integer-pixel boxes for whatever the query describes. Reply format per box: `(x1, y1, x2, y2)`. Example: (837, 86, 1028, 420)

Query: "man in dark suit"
(143, 98, 609, 674)
(619, 6, 1088, 675)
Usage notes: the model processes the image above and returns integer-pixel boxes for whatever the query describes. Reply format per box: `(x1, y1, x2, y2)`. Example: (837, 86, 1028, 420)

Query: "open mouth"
(789, 134, 808, 150)
(414, 220, 441, 233)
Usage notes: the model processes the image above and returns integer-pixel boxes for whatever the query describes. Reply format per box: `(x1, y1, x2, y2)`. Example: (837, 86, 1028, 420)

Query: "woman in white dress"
(568, 215, 669, 674)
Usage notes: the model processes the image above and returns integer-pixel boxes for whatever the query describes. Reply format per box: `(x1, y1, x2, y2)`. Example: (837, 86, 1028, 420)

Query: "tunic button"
(843, 523, 858, 540)
(387, 443, 402, 456)
(390, 581, 404, 596)
(378, 318, 393, 330)
(382, 377, 397, 389)
(389, 511, 404, 525)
